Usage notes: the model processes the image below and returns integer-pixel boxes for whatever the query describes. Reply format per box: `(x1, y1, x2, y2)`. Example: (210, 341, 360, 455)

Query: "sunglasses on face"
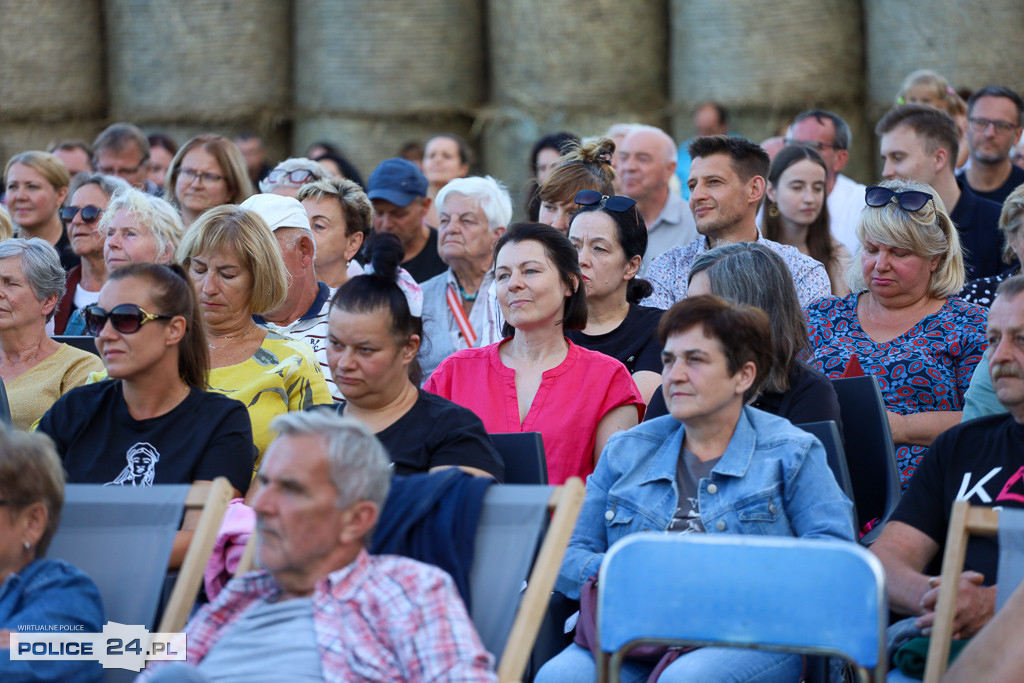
(267, 169, 314, 185)
(864, 186, 934, 212)
(59, 205, 104, 224)
(83, 303, 176, 336)
(574, 190, 638, 213)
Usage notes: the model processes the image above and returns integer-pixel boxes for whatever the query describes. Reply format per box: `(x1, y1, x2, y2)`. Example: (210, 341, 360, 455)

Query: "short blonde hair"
(999, 185, 1024, 264)
(176, 205, 287, 315)
(296, 177, 373, 239)
(4, 151, 71, 192)
(846, 178, 965, 298)
(0, 206, 12, 242)
(100, 186, 185, 262)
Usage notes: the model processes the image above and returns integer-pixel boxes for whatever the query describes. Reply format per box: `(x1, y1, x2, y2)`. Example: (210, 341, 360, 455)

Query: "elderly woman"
(4, 151, 75, 270)
(324, 232, 503, 479)
(426, 223, 643, 485)
(296, 176, 373, 289)
(0, 429, 104, 683)
(960, 184, 1024, 307)
(54, 173, 130, 334)
(537, 138, 616, 234)
(165, 135, 253, 228)
(536, 296, 853, 683)
(419, 175, 512, 380)
(258, 157, 328, 198)
(177, 205, 332, 470)
(423, 133, 472, 228)
(806, 180, 988, 487)
(0, 239, 102, 429)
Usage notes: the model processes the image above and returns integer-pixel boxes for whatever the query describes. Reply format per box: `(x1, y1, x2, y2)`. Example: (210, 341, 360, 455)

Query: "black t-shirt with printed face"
(891, 413, 1024, 581)
(37, 380, 255, 495)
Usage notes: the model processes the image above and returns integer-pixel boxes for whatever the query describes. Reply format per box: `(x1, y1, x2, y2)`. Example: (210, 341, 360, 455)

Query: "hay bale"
(105, 0, 290, 122)
(0, 0, 105, 120)
(295, 0, 484, 114)
(0, 120, 108, 169)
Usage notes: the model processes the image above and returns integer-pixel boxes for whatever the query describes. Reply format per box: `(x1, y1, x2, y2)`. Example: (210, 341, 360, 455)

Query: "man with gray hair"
(258, 157, 329, 198)
(241, 193, 340, 401)
(92, 122, 162, 196)
(141, 411, 496, 682)
(615, 125, 697, 271)
(419, 176, 511, 378)
(785, 109, 866, 254)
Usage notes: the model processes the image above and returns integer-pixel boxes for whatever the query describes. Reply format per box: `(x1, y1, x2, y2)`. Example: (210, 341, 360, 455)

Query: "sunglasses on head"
(864, 186, 933, 212)
(267, 169, 314, 185)
(574, 190, 637, 213)
(59, 205, 104, 224)
(83, 303, 176, 336)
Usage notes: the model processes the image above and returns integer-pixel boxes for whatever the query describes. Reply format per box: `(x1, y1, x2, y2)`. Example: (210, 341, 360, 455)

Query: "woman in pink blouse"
(425, 222, 643, 484)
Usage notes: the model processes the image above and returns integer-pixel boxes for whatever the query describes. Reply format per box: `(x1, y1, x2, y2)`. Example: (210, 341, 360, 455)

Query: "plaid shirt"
(140, 549, 496, 682)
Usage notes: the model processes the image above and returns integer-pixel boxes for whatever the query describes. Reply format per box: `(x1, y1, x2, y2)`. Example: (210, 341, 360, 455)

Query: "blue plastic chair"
(595, 534, 888, 683)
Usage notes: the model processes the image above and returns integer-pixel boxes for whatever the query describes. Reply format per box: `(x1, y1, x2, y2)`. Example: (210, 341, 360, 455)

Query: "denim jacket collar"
(641, 407, 757, 482)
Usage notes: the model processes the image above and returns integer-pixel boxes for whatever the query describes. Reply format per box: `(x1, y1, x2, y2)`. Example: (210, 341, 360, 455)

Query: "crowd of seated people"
(0, 71, 1022, 681)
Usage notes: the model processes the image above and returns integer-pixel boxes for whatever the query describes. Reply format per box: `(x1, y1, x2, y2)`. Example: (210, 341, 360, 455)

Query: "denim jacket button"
(769, 503, 776, 514)
(707, 483, 718, 494)
(715, 520, 726, 531)
(605, 509, 614, 521)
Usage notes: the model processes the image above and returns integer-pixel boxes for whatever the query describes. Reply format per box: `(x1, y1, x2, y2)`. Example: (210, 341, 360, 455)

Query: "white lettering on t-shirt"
(956, 467, 1003, 503)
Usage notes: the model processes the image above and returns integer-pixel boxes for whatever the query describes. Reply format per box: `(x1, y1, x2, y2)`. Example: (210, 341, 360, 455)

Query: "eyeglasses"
(97, 159, 148, 176)
(179, 168, 225, 185)
(59, 205, 104, 224)
(267, 169, 315, 185)
(782, 138, 842, 152)
(864, 186, 934, 212)
(83, 303, 176, 336)
(967, 117, 1019, 135)
(574, 190, 638, 213)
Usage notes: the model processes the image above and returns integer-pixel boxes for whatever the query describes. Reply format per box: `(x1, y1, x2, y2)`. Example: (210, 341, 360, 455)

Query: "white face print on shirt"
(105, 442, 161, 487)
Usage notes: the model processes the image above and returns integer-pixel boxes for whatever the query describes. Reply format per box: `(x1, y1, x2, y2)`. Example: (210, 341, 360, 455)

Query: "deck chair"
(922, 503, 1024, 682)
(595, 534, 888, 683)
(490, 432, 548, 484)
(48, 478, 232, 632)
(0, 376, 10, 425)
(797, 420, 859, 535)
(830, 376, 902, 544)
(52, 334, 101, 356)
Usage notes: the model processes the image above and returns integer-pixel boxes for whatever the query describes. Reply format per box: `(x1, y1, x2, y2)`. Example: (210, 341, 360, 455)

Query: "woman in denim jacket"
(0, 429, 104, 683)
(537, 296, 854, 683)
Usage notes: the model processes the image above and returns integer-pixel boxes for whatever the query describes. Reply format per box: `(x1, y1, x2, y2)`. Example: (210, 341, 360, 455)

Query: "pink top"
(424, 339, 645, 484)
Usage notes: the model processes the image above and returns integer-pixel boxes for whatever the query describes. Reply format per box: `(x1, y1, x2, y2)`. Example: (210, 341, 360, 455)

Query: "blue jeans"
(535, 643, 803, 682)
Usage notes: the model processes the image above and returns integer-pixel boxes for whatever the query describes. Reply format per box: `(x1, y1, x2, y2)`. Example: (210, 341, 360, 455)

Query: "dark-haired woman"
(537, 138, 616, 234)
(37, 263, 255, 566)
(761, 145, 850, 296)
(566, 191, 663, 403)
(426, 223, 643, 485)
(525, 131, 581, 221)
(325, 232, 504, 480)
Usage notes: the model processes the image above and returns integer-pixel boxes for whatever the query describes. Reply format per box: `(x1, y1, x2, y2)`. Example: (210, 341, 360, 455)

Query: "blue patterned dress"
(805, 293, 988, 487)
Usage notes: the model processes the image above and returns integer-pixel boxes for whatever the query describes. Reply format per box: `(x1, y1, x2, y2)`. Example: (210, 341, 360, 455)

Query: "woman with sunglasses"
(53, 173, 131, 334)
(566, 190, 663, 403)
(805, 179, 988, 489)
(37, 263, 254, 564)
(3, 151, 76, 271)
(165, 135, 253, 228)
(0, 238, 102, 430)
(426, 223, 643, 485)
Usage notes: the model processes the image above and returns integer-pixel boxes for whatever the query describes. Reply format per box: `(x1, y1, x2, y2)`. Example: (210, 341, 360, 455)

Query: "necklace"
(457, 282, 478, 302)
(208, 326, 260, 350)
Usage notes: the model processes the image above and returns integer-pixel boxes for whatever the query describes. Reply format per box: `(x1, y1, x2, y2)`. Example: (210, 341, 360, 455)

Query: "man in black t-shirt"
(871, 275, 1024, 641)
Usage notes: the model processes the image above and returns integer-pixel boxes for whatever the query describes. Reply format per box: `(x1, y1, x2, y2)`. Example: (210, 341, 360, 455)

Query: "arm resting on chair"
(886, 410, 962, 448)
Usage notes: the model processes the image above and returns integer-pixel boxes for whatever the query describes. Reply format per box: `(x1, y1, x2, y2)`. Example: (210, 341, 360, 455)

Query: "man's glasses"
(574, 190, 637, 213)
(83, 303, 176, 336)
(179, 168, 225, 185)
(864, 186, 934, 212)
(782, 138, 842, 152)
(967, 117, 1019, 135)
(267, 169, 314, 185)
(97, 160, 148, 176)
(59, 205, 103, 224)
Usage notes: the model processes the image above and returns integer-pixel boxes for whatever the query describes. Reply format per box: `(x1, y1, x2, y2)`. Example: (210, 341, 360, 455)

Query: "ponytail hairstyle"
(538, 137, 616, 206)
(330, 232, 425, 386)
(108, 262, 209, 389)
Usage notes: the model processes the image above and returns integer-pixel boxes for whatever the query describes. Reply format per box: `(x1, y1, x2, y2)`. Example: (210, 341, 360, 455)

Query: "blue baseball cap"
(366, 158, 428, 207)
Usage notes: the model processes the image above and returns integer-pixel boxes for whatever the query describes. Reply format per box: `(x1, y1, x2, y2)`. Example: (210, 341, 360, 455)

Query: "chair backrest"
(596, 534, 888, 683)
(922, 503, 1024, 682)
(830, 376, 902, 541)
(796, 420, 858, 534)
(49, 478, 232, 633)
(52, 334, 101, 356)
(489, 432, 548, 484)
(0, 376, 10, 425)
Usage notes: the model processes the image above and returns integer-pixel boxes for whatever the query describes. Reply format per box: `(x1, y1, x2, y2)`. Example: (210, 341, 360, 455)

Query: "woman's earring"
(23, 540, 30, 552)
(768, 203, 780, 218)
